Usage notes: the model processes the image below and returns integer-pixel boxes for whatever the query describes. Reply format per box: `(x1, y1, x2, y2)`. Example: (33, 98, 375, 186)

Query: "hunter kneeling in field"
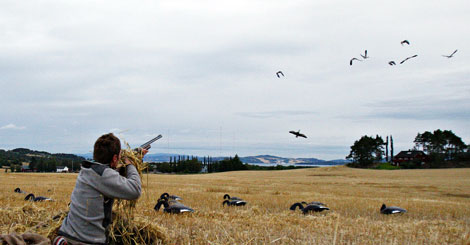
(54, 133, 146, 245)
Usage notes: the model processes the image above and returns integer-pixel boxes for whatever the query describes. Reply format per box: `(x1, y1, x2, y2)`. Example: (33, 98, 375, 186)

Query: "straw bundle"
(108, 145, 168, 244)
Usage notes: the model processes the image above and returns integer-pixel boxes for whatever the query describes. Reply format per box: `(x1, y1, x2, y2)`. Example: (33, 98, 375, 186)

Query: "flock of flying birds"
(276, 40, 458, 139)
(349, 39, 458, 66)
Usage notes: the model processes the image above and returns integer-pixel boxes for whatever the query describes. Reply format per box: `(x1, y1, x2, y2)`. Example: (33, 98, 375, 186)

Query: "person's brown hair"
(93, 133, 121, 164)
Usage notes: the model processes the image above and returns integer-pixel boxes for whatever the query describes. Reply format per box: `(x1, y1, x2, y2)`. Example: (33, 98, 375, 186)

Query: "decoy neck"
(154, 198, 169, 211)
(290, 202, 304, 211)
(25, 194, 35, 201)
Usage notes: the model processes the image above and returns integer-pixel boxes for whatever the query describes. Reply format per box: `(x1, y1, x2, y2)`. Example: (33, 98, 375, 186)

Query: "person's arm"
(91, 164, 142, 200)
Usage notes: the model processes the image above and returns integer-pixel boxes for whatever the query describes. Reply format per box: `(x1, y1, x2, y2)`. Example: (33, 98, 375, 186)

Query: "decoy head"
(222, 200, 230, 206)
(380, 204, 386, 211)
(25, 194, 35, 201)
(223, 194, 231, 200)
(160, 193, 170, 199)
(14, 188, 21, 193)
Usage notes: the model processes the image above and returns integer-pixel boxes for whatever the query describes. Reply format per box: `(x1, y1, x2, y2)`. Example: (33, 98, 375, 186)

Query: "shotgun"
(135, 134, 162, 152)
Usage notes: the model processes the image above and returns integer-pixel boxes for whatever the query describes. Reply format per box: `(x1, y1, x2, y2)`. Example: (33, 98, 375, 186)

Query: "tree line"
(346, 129, 469, 168)
(0, 148, 84, 172)
(150, 154, 308, 174)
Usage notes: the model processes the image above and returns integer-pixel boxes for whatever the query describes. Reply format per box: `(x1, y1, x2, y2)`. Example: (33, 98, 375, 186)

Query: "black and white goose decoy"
(14, 188, 26, 194)
(388, 61, 396, 66)
(380, 204, 407, 214)
(360, 50, 369, 59)
(25, 194, 53, 202)
(442, 49, 458, 58)
(400, 55, 418, 64)
(290, 202, 329, 214)
(154, 197, 194, 214)
(350, 58, 362, 66)
(276, 71, 284, 78)
(223, 194, 247, 206)
(301, 201, 326, 206)
(401, 40, 410, 45)
(160, 192, 182, 201)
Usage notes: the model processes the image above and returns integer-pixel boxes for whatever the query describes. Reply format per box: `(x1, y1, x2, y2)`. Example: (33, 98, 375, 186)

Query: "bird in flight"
(400, 55, 418, 64)
(401, 40, 410, 46)
(442, 49, 458, 58)
(388, 61, 396, 66)
(289, 130, 307, 138)
(350, 58, 362, 66)
(276, 71, 284, 78)
(360, 50, 369, 59)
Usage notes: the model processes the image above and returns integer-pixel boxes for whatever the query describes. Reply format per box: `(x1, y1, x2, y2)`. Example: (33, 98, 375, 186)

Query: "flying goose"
(400, 55, 418, 64)
(442, 49, 458, 58)
(25, 194, 53, 202)
(388, 61, 396, 66)
(289, 130, 307, 138)
(154, 197, 194, 214)
(350, 58, 362, 66)
(401, 40, 410, 45)
(380, 204, 407, 214)
(160, 192, 182, 201)
(290, 202, 329, 214)
(276, 71, 284, 78)
(360, 50, 369, 59)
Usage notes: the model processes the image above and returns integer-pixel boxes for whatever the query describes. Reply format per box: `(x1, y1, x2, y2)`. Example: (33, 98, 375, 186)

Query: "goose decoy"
(400, 55, 418, 64)
(442, 49, 458, 58)
(160, 192, 182, 201)
(350, 58, 362, 66)
(222, 199, 247, 206)
(380, 204, 406, 214)
(360, 50, 369, 59)
(25, 194, 53, 202)
(14, 188, 26, 194)
(276, 71, 284, 78)
(289, 130, 307, 138)
(290, 202, 329, 214)
(401, 40, 410, 45)
(301, 201, 326, 206)
(388, 61, 396, 66)
(223, 194, 243, 201)
(154, 197, 194, 214)
(223, 194, 247, 206)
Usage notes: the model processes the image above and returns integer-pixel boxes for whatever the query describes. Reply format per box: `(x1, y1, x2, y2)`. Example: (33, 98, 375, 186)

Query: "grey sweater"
(58, 161, 141, 244)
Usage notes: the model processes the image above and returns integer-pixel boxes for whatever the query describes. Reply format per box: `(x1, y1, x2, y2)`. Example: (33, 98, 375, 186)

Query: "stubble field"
(1, 166, 470, 244)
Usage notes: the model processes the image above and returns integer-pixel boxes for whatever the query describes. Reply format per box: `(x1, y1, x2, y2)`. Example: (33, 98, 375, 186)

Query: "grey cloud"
(363, 97, 470, 120)
(237, 110, 317, 119)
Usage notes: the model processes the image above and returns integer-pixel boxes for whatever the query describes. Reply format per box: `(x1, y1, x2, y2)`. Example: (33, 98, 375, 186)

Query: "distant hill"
(93, 153, 347, 165)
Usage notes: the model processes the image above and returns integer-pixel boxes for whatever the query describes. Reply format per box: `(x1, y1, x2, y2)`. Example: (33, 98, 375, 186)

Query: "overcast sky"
(1, 0, 469, 160)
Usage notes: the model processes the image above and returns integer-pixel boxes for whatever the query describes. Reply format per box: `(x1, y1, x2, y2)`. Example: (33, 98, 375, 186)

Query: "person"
(54, 133, 146, 245)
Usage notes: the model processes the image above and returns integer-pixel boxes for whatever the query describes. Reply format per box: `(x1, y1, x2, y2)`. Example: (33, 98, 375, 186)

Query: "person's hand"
(141, 148, 149, 156)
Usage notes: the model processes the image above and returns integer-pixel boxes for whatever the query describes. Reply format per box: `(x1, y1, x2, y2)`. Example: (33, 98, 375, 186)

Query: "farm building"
(392, 150, 430, 166)
(56, 166, 69, 173)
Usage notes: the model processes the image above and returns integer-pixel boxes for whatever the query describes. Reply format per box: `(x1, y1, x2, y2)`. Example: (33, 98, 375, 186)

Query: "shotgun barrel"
(139, 134, 163, 150)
